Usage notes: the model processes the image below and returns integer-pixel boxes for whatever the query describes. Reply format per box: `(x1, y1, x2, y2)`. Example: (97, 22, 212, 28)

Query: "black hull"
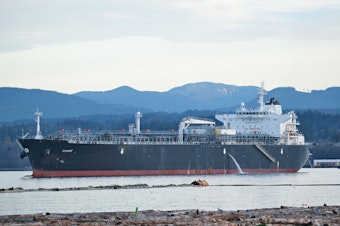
(18, 139, 310, 177)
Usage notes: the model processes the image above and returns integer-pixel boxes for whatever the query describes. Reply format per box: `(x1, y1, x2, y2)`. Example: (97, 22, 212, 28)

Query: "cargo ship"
(18, 83, 309, 177)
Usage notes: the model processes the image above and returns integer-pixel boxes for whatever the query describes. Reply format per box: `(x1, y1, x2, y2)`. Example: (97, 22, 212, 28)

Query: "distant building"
(313, 159, 340, 168)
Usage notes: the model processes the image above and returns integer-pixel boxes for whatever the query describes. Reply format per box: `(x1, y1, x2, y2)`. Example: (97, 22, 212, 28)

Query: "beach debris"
(0, 206, 339, 225)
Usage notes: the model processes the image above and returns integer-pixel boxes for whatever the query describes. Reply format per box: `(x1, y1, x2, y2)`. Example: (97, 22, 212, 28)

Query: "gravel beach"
(0, 205, 339, 225)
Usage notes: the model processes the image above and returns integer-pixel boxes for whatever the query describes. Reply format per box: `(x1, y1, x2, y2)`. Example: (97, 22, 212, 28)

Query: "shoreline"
(0, 206, 339, 225)
(2, 182, 340, 194)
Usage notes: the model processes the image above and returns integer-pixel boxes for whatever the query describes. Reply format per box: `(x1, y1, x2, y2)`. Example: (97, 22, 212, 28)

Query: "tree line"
(0, 109, 339, 169)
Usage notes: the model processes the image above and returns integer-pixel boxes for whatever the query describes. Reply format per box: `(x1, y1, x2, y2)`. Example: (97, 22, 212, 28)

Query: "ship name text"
(62, 149, 73, 153)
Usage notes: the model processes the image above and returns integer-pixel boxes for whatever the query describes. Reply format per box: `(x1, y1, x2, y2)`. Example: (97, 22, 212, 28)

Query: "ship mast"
(258, 81, 266, 111)
(35, 108, 43, 139)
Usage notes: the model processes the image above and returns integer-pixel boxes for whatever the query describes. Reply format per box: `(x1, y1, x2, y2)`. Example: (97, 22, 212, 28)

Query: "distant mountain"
(1, 83, 339, 122)
(0, 88, 144, 122)
(233, 86, 340, 112)
(75, 83, 258, 111)
(267, 87, 340, 109)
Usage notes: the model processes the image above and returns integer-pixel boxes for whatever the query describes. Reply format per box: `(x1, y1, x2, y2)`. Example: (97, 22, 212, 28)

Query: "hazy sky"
(1, 0, 340, 94)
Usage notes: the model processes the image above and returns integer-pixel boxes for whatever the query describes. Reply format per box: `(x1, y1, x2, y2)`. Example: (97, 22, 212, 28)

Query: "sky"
(1, 0, 340, 94)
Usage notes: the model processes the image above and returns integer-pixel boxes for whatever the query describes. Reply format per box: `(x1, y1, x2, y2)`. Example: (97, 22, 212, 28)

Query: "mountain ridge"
(1, 82, 339, 122)
(75, 82, 260, 111)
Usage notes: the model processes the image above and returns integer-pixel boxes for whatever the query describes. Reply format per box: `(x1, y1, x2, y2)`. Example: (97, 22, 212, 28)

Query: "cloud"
(0, 0, 340, 53)
(176, 0, 250, 21)
(255, 0, 340, 13)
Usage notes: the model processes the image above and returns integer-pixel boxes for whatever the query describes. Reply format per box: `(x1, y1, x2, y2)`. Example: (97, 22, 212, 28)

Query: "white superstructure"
(215, 83, 304, 145)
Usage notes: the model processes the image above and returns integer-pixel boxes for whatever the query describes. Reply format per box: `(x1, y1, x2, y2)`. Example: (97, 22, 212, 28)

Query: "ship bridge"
(214, 82, 305, 145)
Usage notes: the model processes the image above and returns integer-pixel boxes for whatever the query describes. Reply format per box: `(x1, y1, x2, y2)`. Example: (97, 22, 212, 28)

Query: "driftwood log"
(191, 179, 209, 186)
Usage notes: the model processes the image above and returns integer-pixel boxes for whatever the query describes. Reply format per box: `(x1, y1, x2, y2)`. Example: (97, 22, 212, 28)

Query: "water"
(0, 168, 339, 215)
(228, 153, 244, 174)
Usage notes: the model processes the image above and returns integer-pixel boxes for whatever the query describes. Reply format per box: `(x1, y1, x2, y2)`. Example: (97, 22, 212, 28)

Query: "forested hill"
(2, 109, 339, 143)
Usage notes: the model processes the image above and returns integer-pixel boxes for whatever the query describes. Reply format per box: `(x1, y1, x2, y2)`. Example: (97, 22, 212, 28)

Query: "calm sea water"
(0, 168, 339, 215)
